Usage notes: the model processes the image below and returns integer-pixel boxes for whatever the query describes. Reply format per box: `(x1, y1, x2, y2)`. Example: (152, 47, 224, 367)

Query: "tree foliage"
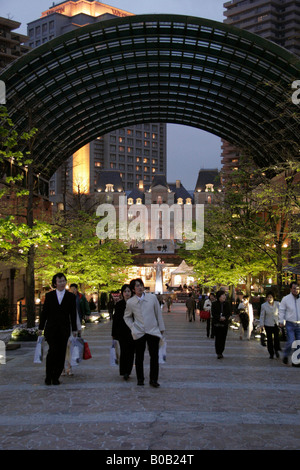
(184, 155, 299, 297)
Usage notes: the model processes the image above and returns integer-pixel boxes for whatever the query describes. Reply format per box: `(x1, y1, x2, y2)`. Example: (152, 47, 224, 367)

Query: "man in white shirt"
(279, 282, 300, 365)
(124, 278, 165, 387)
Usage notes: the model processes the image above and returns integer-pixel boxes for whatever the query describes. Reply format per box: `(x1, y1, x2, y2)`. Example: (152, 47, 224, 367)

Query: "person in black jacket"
(211, 290, 232, 359)
(111, 284, 135, 381)
(38, 273, 77, 385)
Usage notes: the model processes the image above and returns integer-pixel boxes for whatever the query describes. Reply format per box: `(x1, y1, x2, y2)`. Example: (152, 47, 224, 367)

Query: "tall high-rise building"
(26, 1, 167, 205)
(221, 0, 300, 177)
(0, 17, 30, 71)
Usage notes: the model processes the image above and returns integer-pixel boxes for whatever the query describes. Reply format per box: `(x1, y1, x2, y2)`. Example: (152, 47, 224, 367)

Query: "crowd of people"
(37, 272, 300, 387)
(185, 282, 300, 362)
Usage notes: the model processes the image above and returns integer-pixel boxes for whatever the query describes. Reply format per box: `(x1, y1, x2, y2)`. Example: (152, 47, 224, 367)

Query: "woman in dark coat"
(111, 284, 135, 380)
(211, 290, 232, 359)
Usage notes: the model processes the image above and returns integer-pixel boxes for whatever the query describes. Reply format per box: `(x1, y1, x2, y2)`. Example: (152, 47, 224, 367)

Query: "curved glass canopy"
(1, 14, 300, 178)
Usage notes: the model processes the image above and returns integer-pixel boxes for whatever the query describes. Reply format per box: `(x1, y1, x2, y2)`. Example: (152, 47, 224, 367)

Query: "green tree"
(184, 156, 299, 297)
(35, 208, 133, 297)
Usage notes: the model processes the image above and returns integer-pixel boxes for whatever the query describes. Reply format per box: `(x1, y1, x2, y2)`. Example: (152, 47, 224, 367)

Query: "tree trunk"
(246, 274, 251, 296)
(25, 164, 35, 328)
(276, 245, 283, 300)
(25, 245, 35, 327)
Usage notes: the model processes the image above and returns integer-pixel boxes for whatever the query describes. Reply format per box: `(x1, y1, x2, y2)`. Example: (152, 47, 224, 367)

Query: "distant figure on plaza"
(238, 295, 253, 341)
(211, 290, 231, 359)
(107, 294, 115, 321)
(203, 292, 216, 338)
(38, 273, 77, 385)
(259, 291, 280, 359)
(279, 282, 300, 365)
(156, 292, 164, 309)
(186, 293, 195, 322)
(111, 284, 135, 381)
(124, 278, 165, 387)
(154, 257, 164, 294)
(166, 295, 173, 312)
(69, 283, 91, 328)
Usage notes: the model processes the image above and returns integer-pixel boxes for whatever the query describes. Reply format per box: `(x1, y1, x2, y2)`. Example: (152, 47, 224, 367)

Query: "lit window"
(205, 184, 214, 192)
(177, 198, 183, 205)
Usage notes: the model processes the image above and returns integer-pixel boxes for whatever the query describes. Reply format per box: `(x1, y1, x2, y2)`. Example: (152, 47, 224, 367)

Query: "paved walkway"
(1, 302, 300, 451)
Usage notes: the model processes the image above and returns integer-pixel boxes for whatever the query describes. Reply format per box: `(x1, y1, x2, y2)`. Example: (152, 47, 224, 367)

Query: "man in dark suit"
(38, 273, 77, 385)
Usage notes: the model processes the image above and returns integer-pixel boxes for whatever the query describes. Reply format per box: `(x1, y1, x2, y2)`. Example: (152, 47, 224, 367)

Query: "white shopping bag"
(33, 336, 44, 364)
(159, 336, 167, 364)
(70, 337, 84, 367)
(110, 340, 118, 366)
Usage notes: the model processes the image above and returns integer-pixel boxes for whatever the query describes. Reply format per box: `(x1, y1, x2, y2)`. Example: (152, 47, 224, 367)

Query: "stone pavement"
(0, 302, 300, 451)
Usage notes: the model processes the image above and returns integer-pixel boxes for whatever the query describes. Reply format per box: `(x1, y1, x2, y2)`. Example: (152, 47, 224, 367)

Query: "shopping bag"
(110, 340, 118, 366)
(200, 310, 210, 320)
(70, 337, 84, 366)
(83, 340, 92, 360)
(33, 336, 44, 364)
(159, 336, 167, 364)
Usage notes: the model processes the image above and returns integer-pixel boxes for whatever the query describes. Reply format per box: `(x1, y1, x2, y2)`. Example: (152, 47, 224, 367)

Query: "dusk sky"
(0, 0, 227, 189)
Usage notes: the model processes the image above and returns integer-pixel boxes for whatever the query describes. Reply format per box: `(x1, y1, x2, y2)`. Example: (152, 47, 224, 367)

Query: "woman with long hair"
(111, 284, 135, 380)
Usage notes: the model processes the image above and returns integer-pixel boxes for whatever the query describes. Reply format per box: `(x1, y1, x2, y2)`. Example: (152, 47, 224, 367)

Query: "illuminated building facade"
(95, 169, 221, 291)
(0, 16, 30, 70)
(221, 0, 300, 177)
(26, 1, 167, 206)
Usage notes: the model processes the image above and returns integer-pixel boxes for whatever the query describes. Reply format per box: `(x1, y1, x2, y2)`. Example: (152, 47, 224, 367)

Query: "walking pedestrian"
(166, 295, 173, 312)
(203, 293, 216, 338)
(238, 295, 253, 341)
(279, 282, 300, 365)
(107, 294, 115, 321)
(186, 293, 195, 322)
(124, 278, 165, 387)
(211, 290, 231, 359)
(111, 284, 135, 381)
(38, 273, 77, 385)
(259, 291, 280, 359)
(69, 283, 91, 327)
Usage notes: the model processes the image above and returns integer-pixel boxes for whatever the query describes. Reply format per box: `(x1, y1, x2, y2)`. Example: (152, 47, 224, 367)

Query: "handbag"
(33, 336, 44, 363)
(83, 340, 92, 360)
(200, 310, 210, 320)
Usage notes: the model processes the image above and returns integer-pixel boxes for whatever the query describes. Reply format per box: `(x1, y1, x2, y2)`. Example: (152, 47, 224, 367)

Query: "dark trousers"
(118, 339, 135, 376)
(214, 325, 228, 355)
(45, 334, 69, 382)
(206, 318, 214, 337)
(134, 334, 160, 383)
(265, 325, 280, 357)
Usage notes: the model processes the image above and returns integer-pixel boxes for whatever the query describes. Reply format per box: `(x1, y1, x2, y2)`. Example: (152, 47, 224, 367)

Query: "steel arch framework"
(1, 14, 300, 178)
